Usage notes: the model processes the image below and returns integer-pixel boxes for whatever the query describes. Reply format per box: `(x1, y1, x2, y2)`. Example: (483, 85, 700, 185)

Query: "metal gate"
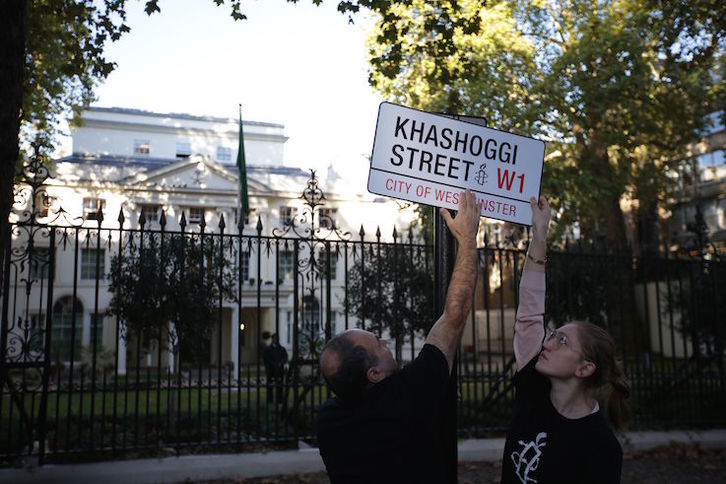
(0, 158, 436, 464)
(2, 155, 725, 466)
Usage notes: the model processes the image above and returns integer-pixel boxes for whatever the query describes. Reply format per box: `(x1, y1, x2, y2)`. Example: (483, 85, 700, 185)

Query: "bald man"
(316, 190, 480, 484)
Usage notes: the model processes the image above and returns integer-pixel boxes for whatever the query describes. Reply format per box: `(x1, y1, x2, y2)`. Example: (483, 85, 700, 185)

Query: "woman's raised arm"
(513, 196, 550, 368)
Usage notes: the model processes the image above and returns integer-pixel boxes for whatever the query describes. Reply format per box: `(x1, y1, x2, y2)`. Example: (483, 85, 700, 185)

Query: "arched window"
(52, 296, 83, 361)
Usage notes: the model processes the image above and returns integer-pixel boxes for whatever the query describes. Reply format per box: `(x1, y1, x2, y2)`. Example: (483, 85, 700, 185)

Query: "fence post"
(434, 210, 457, 483)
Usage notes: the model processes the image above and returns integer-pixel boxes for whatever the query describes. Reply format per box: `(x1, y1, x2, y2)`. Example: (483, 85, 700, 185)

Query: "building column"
(231, 307, 239, 377)
(117, 319, 127, 375)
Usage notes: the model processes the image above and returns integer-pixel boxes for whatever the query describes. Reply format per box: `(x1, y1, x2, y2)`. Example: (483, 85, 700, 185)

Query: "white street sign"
(368, 102, 545, 225)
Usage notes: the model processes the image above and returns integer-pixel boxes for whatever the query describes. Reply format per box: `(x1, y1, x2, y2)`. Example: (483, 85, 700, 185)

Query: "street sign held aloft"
(367, 102, 545, 226)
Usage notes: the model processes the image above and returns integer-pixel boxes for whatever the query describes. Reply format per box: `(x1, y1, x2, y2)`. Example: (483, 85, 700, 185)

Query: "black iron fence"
(1, 159, 725, 465)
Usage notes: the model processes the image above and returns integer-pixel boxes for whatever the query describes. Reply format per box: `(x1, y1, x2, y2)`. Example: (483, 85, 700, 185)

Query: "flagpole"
(238, 103, 242, 217)
(237, 103, 249, 220)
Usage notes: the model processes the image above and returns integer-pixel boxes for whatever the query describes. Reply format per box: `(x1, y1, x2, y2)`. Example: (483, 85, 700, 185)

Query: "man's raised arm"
(425, 190, 480, 373)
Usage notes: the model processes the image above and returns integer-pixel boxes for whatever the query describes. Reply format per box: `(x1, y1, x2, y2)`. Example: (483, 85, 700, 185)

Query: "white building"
(10, 107, 418, 374)
(668, 110, 726, 253)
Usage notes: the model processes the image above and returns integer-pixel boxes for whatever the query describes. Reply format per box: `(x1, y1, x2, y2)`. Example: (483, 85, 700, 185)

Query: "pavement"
(2, 429, 725, 483)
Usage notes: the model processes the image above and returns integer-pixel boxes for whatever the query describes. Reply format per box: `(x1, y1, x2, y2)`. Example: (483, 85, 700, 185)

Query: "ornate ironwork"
(271, 170, 351, 242)
(267, 170, 354, 362)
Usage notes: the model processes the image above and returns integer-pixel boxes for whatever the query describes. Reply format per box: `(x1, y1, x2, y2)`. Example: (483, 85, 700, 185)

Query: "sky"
(76, 0, 382, 180)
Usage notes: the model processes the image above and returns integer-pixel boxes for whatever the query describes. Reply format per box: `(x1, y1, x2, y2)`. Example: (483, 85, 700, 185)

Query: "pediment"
(121, 155, 267, 192)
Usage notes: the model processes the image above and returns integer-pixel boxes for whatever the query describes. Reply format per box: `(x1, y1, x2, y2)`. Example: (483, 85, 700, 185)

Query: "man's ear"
(366, 365, 385, 384)
(576, 361, 596, 379)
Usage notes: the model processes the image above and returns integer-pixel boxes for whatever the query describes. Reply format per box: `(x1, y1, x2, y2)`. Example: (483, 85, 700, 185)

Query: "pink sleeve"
(514, 270, 546, 369)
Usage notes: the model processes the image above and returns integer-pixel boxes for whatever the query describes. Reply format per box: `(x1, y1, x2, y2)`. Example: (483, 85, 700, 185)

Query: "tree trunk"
(636, 202, 660, 257)
(0, 0, 27, 288)
(604, 191, 629, 250)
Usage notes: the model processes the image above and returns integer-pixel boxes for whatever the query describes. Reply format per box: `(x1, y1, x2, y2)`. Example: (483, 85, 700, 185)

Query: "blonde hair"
(573, 321, 631, 430)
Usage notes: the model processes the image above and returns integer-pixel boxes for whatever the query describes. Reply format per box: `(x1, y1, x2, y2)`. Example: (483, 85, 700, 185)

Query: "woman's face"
(535, 323, 592, 380)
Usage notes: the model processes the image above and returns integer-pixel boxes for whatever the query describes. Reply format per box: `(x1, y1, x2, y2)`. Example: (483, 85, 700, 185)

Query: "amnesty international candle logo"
(367, 102, 545, 226)
(475, 163, 488, 186)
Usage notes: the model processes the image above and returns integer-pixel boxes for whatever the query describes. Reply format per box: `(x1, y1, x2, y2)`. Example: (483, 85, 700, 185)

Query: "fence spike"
(179, 211, 187, 229)
(139, 206, 146, 229)
(359, 224, 365, 238)
(117, 208, 125, 225)
(375, 226, 381, 240)
(97, 206, 104, 225)
(392, 226, 398, 241)
(160, 210, 167, 228)
(219, 213, 226, 230)
(256, 216, 263, 234)
(199, 213, 206, 229)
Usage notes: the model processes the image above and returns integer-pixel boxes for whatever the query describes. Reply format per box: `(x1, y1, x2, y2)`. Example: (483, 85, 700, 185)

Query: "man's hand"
(440, 190, 481, 247)
(425, 190, 481, 372)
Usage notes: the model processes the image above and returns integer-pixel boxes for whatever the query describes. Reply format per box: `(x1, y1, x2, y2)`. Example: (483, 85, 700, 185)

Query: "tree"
(365, 0, 726, 250)
(107, 220, 238, 437)
(108, 225, 238, 370)
(3, 0, 131, 293)
(1, 0, 425, 290)
(347, 240, 433, 361)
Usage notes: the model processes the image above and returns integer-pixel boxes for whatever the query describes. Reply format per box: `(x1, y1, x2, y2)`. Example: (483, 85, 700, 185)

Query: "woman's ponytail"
(606, 358, 631, 430)
(575, 321, 632, 430)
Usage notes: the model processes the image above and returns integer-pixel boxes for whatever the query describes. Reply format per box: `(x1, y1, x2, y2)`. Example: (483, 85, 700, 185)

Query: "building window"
(302, 295, 320, 334)
(29, 247, 52, 280)
(318, 208, 337, 229)
(235, 208, 256, 228)
(216, 146, 231, 162)
(51, 296, 83, 361)
(245, 209, 257, 227)
(279, 250, 294, 280)
(280, 206, 296, 227)
(140, 204, 161, 223)
(90, 313, 104, 348)
(187, 207, 205, 225)
(697, 149, 725, 169)
(703, 110, 725, 135)
(83, 197, 106, 221)
(318, 248, 338, 280)
(240, 251, 250, 281)
(134, 139, 151, 156)
(176, 142, 191, 159)
(81, 248, 105, 280)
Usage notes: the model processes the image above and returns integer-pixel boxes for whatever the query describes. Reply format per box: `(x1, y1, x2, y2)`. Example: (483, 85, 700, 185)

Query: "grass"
(0, 381, 331, 456)
(2, 368, 724, 459)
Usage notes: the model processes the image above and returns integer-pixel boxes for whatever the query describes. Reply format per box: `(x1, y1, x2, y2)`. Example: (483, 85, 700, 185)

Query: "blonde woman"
(501, 196, 631, 484)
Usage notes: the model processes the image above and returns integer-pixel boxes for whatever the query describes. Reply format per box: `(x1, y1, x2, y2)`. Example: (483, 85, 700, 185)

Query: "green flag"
(236, 105, 249, 215)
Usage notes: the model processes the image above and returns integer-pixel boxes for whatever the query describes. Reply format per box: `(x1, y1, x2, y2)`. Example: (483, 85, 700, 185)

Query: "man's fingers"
(440, 207, 453, 225)
(462, 190, 476, 213)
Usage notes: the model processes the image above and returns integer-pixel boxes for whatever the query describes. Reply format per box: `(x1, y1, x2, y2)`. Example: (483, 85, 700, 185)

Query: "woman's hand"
(530, 196, 551, 241)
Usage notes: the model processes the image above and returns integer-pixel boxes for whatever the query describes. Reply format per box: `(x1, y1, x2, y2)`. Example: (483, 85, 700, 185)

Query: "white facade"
(72, 107, 286, 166)
(10, 107, 418, 375)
